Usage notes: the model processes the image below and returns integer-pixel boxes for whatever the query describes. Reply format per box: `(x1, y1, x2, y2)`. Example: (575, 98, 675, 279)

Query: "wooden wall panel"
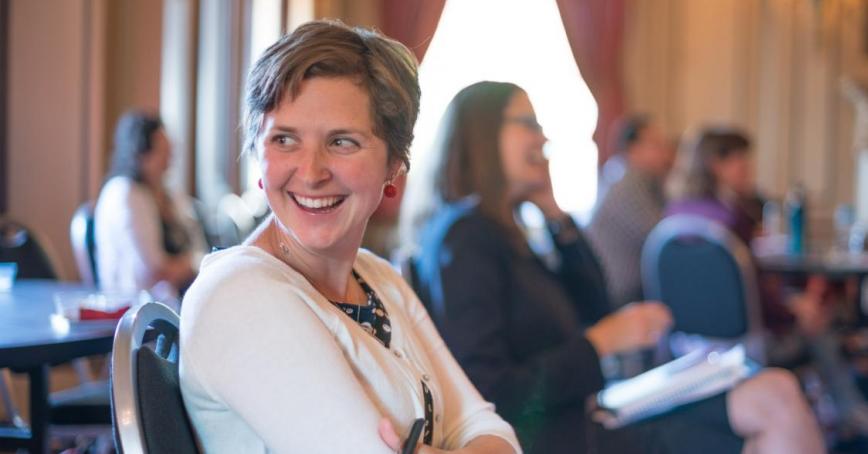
(625, 0, 868, 245)
(6, 0, 163, 280)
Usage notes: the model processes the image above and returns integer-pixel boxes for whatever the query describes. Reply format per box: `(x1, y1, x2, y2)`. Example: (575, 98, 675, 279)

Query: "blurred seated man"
(588, 115, 675, 308)
(95, 112, 206, 304)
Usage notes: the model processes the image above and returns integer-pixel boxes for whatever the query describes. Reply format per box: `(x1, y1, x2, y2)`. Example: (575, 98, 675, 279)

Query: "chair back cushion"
(111, 302, 199, 454)
(0, 220, 57, 279)
(136, 344, 198, 454)
(656, 235, 748, 338)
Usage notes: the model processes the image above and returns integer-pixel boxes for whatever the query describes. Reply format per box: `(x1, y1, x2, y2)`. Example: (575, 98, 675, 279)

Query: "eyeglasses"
(504, 115, 544, 133)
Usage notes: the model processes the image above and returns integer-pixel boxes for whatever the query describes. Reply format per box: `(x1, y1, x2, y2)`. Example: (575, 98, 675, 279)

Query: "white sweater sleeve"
(181, 264, 395, 453)
(395, 271, 522, 453)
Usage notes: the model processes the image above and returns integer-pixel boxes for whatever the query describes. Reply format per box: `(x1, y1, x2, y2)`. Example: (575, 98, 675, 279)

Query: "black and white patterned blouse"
(329, 271, 434, 446)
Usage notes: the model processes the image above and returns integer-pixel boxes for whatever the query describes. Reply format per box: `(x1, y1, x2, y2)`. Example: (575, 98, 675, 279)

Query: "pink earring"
(384, 183, 398, 198)
(258, 178, 263, 190)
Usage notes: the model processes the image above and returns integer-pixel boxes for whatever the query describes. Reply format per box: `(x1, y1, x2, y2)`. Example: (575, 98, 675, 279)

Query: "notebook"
(589, 344, 757, 429)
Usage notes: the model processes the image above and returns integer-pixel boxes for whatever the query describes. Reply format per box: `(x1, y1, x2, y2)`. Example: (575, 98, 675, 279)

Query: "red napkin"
(80, 306, 130, 320)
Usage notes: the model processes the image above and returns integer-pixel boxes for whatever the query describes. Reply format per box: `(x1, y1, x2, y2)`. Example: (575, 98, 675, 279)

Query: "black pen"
(401, 418, 425, 454)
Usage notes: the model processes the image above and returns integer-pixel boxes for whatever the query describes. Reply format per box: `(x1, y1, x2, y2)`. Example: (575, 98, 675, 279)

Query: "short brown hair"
(243, 20, 420, 171)
(682, 127, 751, 198)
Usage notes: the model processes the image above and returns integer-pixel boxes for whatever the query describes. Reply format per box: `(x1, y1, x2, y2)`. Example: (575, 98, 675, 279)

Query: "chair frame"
(111, 302, 181, 454)
(641, 214, 765, 361)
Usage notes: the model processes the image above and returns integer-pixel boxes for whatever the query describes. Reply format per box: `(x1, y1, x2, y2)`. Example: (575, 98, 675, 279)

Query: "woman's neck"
(255, 216, 360, 303)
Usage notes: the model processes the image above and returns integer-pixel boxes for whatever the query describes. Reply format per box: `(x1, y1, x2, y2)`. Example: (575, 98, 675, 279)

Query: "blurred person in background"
(402, 81, 824, 454)
(588, 114, 675, 308)
(667, 127, 868, 436)
(95, 111, 206, 304)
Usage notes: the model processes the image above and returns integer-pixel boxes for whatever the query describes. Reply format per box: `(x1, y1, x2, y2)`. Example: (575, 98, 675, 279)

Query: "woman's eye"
(331, 137, 360, 151)
(272, 135, 297, 147)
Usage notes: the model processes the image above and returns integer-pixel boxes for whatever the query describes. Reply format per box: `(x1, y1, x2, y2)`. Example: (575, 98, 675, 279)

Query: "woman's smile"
(289, 192, 348, 214)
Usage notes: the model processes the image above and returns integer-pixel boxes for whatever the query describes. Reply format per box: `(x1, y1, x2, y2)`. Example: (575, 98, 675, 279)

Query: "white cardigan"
(179, 246, 521, 454)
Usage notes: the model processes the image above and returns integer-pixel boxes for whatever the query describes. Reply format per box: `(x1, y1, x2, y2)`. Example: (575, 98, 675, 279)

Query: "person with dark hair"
(94, 111, 206, 303)
(587, 115, 674, 308)
(667, 128, 756, 242)
(594, 114, 654, 208)
(404, 82, 824, 454)
(179, 21, 519, 454)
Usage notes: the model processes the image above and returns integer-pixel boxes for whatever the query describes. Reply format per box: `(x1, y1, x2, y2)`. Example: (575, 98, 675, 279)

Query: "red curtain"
(374, 0, 447, 220)
(380, 0, 447, 62)
(556, 0, 626, 166)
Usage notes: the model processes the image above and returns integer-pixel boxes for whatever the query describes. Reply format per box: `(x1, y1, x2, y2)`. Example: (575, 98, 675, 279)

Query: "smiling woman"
(178, 20, 521, 454)
(256, 77, 395, 268)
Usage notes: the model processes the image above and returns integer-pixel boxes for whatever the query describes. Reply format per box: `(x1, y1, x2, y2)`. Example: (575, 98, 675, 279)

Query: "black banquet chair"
(0, 217, 112, 428)
(0, 217, 58, 280)
(641, 214, 765, 362)
(111, 302, 199, 454)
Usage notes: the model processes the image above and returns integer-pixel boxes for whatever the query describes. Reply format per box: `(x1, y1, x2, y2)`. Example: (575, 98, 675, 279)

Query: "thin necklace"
(272, 230, 361, 305)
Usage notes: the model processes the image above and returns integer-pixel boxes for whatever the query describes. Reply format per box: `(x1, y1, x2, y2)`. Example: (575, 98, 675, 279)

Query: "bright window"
(413, 0, 599, 222)
(241, 0, 284, 192)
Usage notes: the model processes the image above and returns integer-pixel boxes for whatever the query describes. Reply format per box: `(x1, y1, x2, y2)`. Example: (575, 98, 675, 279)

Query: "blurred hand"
(585, 302, 673, 356)
(523, 161, 564, 221)
(790, 275, 832, 337)
(789, 292, 832, 337)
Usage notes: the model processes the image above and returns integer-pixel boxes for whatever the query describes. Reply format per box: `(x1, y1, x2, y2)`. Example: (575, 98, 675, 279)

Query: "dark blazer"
(413, 200, 611, 452)
(413, 200, 743, 454)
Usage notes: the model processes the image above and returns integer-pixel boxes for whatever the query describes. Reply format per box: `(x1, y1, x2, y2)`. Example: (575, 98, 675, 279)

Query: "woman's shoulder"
(97, 176, 152, 208)
(180, 246, 325, 348)
(665, 197, 745, 236)
(95, 177, 156, 225)
(99, 175, 142, 196)
(666, 197, 728, 218)
(189, 246, 286, 290)
(183, 247, 289, 313)
(426, 201, 505, 247)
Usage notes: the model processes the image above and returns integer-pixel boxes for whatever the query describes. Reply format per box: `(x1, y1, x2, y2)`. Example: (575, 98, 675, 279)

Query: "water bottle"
(834, 204, 855, 254)
(762, 200, 782, 235)
(786, 184, 807, 255)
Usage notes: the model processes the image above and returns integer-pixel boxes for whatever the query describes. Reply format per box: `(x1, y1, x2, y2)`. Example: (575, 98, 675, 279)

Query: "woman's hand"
(585, 302, 673, 356)
(524, 161, 565, 221)
(378, 418, 514, 454)
(379, 418, 449, 454)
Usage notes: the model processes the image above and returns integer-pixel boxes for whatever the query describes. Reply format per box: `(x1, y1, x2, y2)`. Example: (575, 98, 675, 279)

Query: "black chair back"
(111, 302, 199, 454)
(0, 218, 57, 279)
(70, 202, 98, 285)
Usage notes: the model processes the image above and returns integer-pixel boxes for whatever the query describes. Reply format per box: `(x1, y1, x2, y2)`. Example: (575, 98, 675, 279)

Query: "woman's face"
(712, 150, 754, 196)
(497, 90, 549, 201)
(139, 128, 172, 185)
(256, 77, 396, 257)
